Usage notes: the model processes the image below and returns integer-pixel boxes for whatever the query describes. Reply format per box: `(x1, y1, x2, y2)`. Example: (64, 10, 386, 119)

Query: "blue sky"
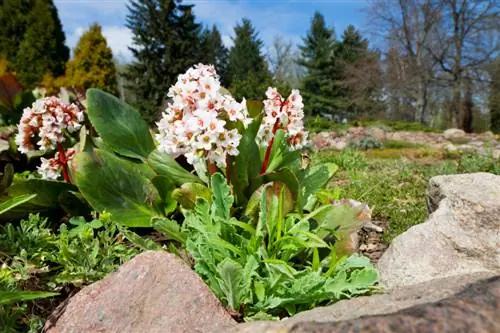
(54, 0, 369, 62)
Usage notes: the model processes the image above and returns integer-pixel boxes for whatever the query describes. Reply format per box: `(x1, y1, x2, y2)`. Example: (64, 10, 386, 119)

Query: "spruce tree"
(125, 0, 202, 123)
(298, 12, 339, 116)
(199, 25, 229, 86)
(490, 59, 500, 133)
(338, 25, 368, 64)
(0, 0, 69, 87)
(65, 24, 118, 95)
(337, 25, 370, 115)
(227, 18, 272, 100)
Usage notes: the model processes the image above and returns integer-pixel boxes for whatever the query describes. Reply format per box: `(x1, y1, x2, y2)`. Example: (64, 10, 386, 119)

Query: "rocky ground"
(311, 127, 500, 158)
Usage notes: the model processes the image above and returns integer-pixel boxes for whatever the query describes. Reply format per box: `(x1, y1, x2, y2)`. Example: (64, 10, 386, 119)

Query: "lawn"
(313, 148, 500, 242)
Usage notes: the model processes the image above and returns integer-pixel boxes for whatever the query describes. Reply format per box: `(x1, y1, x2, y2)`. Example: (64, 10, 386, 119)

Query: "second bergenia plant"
(15, 97, 84, 182)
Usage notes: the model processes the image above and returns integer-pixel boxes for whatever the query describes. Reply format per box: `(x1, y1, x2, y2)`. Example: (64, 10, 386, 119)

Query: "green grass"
(313, 149, 500, 243)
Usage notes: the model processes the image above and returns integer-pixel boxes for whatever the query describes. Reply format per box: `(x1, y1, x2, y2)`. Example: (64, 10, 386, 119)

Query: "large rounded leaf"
(73, 149, 162, 227)
(86, 89, 155, 159)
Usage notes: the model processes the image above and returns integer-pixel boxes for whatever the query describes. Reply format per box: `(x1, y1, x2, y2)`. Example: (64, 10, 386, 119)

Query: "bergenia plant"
(258, 87, 308, 174)
(15, 97, 84, 182)
(155, 64, 251, 171)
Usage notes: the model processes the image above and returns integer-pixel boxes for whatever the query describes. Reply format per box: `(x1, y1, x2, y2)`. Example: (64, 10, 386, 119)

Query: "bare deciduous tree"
(367, 0, 441, 124)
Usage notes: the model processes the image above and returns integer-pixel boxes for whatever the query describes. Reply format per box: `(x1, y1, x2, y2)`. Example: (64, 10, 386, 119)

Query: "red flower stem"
(207, 161, 218, 176)
(260, 119, 281, 175)
(57, 143, 70, 183)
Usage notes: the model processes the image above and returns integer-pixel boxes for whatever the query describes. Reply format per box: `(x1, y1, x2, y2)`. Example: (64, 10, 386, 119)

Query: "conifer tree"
(298, 12, 339, 116)
(0, 0, 69, 87)
(227, 18, 272, 100)
(125, 0, 202, 123)
(338, 25, 368, 64)
(65, 24, 118, 95)
(199, 25, 229, 85)
(337, 25, 370, 115)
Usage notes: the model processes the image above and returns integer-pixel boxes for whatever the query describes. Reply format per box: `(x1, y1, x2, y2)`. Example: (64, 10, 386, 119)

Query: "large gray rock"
(223, 273, 499, 333)
(378, 173, 500, 289)
(45, 251, 236, 333)
(443, 128, 468, 143)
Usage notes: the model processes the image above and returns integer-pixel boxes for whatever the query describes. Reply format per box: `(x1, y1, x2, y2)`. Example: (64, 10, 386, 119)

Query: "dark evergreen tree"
(0, 0, 31, 62)
(0, 0, 69, 87)
(489, 59, 500, 133)
(125, 0, 202, 123)
(65, 24, 118, 95)
(337, 25, 370, 115)
(338, 25, 368, 64)
(298, 12, 339, 116)
(199, 25, 229, 86)
(227, 18, 272, 100)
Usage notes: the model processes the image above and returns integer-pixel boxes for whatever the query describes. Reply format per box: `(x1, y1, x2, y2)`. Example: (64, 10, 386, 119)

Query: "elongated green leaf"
(86, 88, 155, 159)
(0, 194, 36, 215)
(152, 217, 186, 244)
(0, 290, 58, 305)
(266, 130, 301, 174)
(228, 118, 262, 205)
(73, 149, 162, 227)
(147, 150, 201, 185)
(217, 258, 244, 310)
(211, 173, 233, 220)
(300, 163, 338, 210)
(1, 179, 77, 220)
(118, 227, 162, 251)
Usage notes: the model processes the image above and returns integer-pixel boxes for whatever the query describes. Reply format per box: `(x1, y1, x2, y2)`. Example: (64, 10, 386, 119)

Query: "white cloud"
(101, 26, 133, 62)
(67, 25, 133, 62)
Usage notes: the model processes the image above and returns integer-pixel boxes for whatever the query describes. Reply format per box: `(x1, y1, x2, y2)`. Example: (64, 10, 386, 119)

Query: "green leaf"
(228, 119, 262, 205)
(172, 183, 211, 209)
(211, 173, 233, 220)
(254, 280, 266, 302)
(73, 149, 162, 227)
(151, 176, 177, 214)
(216, 258, 244, 310)
(347, 267, 379, 294)
(300, 163, 338, 210)
(0, 194, 36, 215)
(0, 290, 58, 305)
(118, 227, 162, 251)
(86, 88, 155, 159)
(152, 217, 186, 244)
(266, 130, 301, 174)
(147, 150, 201, 185)
(1, 179, 77, 220)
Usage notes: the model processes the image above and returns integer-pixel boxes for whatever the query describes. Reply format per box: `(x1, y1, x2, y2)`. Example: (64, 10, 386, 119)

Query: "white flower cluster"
(257, 87, 308, 150)
(37, 149, 76, 180)
(156, 64, 252, 168)
(15, 97, 84, 153)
